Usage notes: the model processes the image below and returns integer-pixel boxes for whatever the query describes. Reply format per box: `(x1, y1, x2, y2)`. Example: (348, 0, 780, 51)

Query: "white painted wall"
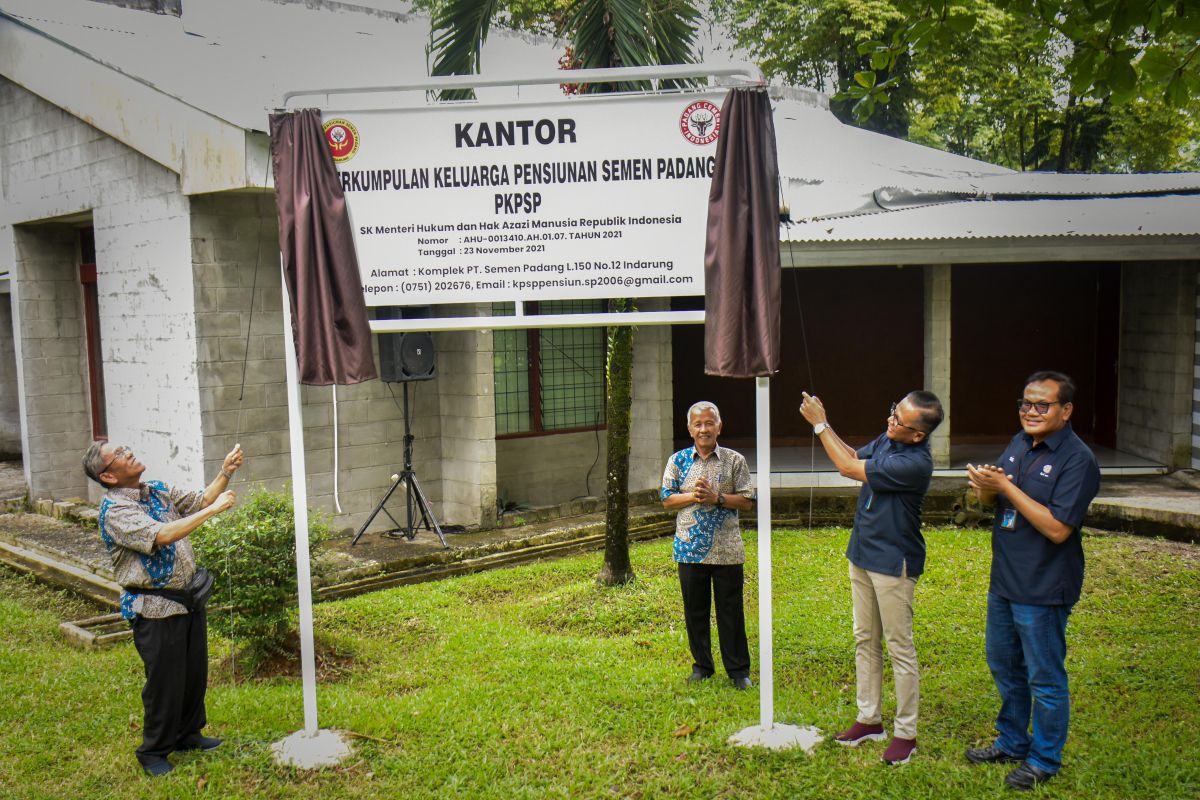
(94, 191, 202, 489)
(0, 77, 204, 498)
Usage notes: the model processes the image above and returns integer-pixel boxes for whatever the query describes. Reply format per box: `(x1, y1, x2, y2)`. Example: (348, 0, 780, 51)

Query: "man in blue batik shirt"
(965, 371, 1100, 791)
(661, 401, 755, 689)
(801, 389, 944, 767)
(82, 440, 243, 777)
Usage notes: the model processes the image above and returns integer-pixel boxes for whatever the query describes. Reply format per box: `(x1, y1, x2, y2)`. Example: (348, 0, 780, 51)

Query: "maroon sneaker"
(882, 736, 917, 765)
(834, 721, 887, 746)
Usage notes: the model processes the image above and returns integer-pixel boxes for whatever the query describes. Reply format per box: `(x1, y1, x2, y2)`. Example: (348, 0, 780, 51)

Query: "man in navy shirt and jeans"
(966, 370, 1100, 791)
(801, 389, 944, 766)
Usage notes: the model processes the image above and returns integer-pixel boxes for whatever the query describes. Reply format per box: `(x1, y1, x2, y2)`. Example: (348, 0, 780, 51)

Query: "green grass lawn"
(1, 527, 1197, 799)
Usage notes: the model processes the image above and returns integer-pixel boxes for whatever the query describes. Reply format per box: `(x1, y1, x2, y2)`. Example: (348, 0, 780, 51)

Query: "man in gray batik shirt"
(83, 441, 243, 777)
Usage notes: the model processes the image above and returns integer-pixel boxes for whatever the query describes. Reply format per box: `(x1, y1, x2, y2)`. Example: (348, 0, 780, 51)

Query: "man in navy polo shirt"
(965, 370, 1101, 791)
(801, 389, 944, 766)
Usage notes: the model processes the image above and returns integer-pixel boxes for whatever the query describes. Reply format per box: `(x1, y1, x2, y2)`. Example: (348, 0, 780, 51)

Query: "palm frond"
(647, 0, 701, 88)
(570, 0, 655, 92)
(429, 0, 503, 100)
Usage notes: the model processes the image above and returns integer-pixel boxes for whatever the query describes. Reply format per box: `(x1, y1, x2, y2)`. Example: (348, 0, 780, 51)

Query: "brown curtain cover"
(270, 109, 378, 385)
(703, 88, 781, 378)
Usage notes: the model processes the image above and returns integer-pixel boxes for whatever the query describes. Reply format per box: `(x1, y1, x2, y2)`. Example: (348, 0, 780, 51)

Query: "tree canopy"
(712, 0, 1200, 171)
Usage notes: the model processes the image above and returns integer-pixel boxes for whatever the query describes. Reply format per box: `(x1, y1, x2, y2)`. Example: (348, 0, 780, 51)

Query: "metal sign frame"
(276, 63, 785, 752)
(282, 64, 760, 335)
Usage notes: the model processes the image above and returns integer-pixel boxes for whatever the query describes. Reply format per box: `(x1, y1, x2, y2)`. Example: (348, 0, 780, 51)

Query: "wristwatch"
(716, 492, 725, 507)
(813, 422, 830, 436)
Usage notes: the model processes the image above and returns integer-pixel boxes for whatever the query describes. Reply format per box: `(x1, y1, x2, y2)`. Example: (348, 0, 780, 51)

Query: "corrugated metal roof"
(773, 99, 1016, 222)
(771, 96, 1200, 243)
(970, 172, 1200, 197)
(787, 195, 1200, 242)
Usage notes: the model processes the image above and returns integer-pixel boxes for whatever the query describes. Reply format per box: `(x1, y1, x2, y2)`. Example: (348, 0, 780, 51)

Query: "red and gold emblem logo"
(323, 118, 360, 163)
(679, 101, 720, 145)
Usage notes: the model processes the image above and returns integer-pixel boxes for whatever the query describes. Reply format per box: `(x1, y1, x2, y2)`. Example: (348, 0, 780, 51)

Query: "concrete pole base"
(728, 723, 823, 753)
(271, 729, 353, 768)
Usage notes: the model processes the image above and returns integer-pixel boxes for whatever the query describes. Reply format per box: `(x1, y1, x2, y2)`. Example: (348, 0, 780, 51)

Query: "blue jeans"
(985, 592, 1072, 774)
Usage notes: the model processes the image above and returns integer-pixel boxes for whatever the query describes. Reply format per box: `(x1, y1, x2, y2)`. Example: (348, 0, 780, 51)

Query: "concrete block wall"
(0, 77, 203, 500)
(1117, 260, 1200, 468)
(924, 265, 952, 467)
(1193, 268, 1199, 470)
(7, 226, 91, 498)
(629, 297, 674, 491)
(0, 293, 21, 457)
(497, 430, 605, 507)
(190, 193, 455, 532)
(435, 305, 496, 529)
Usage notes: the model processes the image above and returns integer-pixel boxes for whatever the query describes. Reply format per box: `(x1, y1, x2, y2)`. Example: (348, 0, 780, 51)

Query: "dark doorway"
(950, 262, 1120, 447)
(671, 266, 926, 449)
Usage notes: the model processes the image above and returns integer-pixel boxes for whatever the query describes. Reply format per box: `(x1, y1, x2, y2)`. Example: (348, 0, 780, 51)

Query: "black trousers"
(678, 562, 751, 679)
(130, 609, 209, 764)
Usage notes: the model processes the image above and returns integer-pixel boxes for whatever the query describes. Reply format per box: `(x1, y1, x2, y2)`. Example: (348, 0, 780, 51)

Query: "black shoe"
(965, 744, 1023, 765)
(1005, 762, 1055, 790)
(141, 757, 173, 777)
(687, 669, 712, 683)
(176, 734, 223, 752)
(732, 675, 753, 690)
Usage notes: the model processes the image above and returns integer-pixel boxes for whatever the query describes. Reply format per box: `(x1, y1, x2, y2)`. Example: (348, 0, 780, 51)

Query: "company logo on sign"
(323, 118, 360, 163)
(679, 101, 720, 145)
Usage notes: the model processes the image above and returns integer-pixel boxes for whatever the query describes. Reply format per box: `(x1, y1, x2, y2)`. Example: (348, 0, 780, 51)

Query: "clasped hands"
(966, 462, 1012, 495)
(692, 476, 721, 506)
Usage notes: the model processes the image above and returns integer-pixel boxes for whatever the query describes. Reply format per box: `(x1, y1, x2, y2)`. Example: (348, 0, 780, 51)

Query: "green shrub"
(193, 486, 330, 670)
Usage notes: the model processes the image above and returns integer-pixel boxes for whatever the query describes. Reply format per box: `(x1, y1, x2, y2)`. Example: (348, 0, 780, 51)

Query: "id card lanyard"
(1000, 444, 1048, 530)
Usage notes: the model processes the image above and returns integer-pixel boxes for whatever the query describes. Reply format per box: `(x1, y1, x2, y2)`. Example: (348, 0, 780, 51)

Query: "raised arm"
(800, 392, 867, 482)
(201, 443, 243, 509)
(155, 490, 236, 545)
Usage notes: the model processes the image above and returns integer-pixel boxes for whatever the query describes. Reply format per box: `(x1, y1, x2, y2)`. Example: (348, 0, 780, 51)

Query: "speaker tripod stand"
(351, 382, 448, 548)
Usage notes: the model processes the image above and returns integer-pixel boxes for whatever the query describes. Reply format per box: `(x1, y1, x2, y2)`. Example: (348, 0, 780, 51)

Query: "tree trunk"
(1057, 94, 1077, 172)
(598, 297, 635, 586)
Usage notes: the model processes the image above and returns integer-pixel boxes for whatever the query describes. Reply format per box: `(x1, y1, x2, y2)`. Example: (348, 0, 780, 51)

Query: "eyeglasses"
(1018, 399, 1063, 415)
(100, 446, 131, 474)
(889, 402, 924, 434)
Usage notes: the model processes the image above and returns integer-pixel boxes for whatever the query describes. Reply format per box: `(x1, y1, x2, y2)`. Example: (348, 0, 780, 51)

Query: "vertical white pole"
(756, 376, 773, 728)
(280, 263, 320, 735)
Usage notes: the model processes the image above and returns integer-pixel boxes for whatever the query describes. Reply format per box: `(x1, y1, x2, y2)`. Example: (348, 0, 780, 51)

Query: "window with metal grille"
(493, 300, 606, 436)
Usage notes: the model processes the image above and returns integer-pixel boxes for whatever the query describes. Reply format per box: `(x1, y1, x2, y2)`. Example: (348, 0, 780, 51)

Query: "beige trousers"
(849, 561, 919, 740)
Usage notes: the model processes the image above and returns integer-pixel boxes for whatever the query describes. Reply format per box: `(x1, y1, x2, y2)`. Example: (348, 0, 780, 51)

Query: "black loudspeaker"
(379, 331, 436, 382)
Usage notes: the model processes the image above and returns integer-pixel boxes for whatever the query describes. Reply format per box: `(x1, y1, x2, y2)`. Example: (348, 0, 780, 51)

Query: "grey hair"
(82, 441, 108, 485)
(686, 401, 721, 425)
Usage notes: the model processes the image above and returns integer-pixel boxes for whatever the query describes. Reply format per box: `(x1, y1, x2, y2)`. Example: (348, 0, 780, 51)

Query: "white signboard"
(322, 90, 725, 307)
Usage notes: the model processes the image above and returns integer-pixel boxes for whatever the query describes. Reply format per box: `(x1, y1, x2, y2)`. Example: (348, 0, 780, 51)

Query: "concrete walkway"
(1086, 470, 1200, 542)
